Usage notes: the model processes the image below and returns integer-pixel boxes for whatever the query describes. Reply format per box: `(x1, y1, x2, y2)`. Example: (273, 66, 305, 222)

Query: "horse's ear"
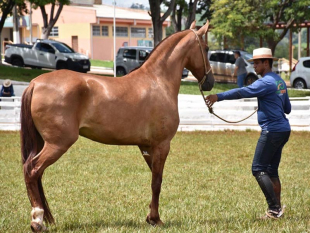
(190, 20, 196, 29)
(197, 20, 209, 36)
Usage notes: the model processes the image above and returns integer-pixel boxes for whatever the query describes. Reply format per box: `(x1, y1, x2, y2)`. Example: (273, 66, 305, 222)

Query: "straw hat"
(248, 48, 278, 61)
(3, 79, 12, 87)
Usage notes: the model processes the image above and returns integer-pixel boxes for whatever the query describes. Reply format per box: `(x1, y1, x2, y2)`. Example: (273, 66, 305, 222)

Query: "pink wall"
(92, 38, 148, 60)
(31, 5, 96, 25)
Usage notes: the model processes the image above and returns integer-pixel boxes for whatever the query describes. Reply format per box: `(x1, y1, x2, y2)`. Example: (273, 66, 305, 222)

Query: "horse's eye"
(205, 46, 209, 53)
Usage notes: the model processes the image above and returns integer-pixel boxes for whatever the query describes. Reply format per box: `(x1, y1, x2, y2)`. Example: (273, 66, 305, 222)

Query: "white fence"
(0, 97, 21, 130)
(0, 95, 309, 131)
(178, 95, 310, 131)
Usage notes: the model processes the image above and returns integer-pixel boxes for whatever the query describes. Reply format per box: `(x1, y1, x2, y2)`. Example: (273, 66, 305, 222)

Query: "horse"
(20, 21, 214, 232)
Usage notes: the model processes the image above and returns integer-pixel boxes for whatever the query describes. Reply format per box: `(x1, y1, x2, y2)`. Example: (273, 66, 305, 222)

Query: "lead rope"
(190, 29, 258, 124)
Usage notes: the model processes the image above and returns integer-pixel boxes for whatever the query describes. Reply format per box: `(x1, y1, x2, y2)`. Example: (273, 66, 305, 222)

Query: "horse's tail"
(20, 84, 55, 224)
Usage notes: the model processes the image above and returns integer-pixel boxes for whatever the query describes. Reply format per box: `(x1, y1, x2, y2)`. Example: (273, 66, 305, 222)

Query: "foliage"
(1, 130, 310, 232)
(165, 0, 211, 33)
(130, 3, 147, 10)
(209, 0, 310, 53)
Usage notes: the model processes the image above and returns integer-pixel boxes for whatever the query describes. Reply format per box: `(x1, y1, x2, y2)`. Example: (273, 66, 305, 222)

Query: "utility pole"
(13, 5, 21, 43)
(29, 1, 33, 44)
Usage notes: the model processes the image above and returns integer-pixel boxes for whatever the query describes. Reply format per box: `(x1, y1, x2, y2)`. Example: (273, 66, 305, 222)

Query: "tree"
(31, 0, 70, 39)
(0, 0, 26, 64)
(130, 3, 146, 10)
(148, 0, 176, 46)
(209, 0, 310, 53)
(167, 0, 212, 35)
(170, 0, 187, 32)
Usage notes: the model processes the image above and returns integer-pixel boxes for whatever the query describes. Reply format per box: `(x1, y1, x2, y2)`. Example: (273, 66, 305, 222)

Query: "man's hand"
(205, 94, 218, 107)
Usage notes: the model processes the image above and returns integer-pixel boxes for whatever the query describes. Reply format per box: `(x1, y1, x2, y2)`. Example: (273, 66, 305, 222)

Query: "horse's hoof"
(146, 216, 164, 227)
(30, 221, 47, 232)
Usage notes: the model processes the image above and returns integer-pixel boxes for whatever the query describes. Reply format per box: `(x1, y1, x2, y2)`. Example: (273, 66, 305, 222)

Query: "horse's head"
(186, 21, 214, 91)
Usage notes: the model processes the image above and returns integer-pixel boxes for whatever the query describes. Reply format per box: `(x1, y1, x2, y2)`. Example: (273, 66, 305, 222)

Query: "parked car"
(4, 39, 90, 73)
(208, 50, 259, 85)
(290, 57, 310, 89)
(115, 46, 189, 78)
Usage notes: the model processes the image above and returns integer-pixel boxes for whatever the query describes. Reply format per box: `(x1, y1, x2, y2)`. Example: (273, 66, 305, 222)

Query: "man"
(206, 48, 291, 219)
(232, 51, 247, 87)
(0, 79, 15, 97)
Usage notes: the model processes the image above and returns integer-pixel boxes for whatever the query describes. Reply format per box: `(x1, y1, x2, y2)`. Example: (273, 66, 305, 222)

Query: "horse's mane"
(129, 29, 191, 74)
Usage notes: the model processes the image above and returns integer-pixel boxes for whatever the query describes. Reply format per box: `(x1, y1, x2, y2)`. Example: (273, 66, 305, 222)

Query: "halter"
(190, 29, 258, 124)
(190, 29, 212, 91)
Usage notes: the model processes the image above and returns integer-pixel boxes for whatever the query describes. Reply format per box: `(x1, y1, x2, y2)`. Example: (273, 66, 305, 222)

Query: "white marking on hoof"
(31, 207, 47, 231)
(143, 151, 150, 156)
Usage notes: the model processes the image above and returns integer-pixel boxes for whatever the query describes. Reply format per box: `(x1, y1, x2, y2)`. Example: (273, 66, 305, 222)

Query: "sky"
(103, 0, 150, 8)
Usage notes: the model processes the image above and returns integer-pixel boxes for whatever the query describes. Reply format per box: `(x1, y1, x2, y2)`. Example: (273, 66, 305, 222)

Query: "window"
(139, 50, 149, 61)
(113, 27, 128, 37)
(148, 28, 153, 38)
(131, 27, 146, 38)
(303, 60, 310, 68)
(123, 49, 136, 59)
(209, 52, 226, 62)
(92, 25, 100, 36)
(36, 43, 55, 53)
(102, 26, 108, 36)
(50, 27, 59, 37)
(227, 54, 235, 64)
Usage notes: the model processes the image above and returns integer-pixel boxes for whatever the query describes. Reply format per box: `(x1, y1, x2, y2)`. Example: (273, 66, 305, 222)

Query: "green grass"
(179, 80, 310, 97)
(0, 65, 49, 82)
(1, 130, 310, 232)
(180, 81, 240, 95)
(90, 60, 113, 68)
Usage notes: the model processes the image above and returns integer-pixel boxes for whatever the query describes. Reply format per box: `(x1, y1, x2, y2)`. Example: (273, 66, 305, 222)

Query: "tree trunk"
(185, 0, 198, 29)
(149, 0, 176, 46)
(0, 0, 15, 64)
(176, 6, 183, 31)
(171, 4, 177, 32)
(39, 3, 63, 39)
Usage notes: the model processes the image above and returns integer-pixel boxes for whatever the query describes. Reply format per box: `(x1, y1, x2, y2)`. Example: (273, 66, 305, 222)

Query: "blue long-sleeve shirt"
(217, 72, 291, 132)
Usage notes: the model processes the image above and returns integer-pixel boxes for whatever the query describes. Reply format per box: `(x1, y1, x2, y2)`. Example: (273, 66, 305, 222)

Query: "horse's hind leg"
(143, 141, 170, 226)
(24, 139, 77, 232)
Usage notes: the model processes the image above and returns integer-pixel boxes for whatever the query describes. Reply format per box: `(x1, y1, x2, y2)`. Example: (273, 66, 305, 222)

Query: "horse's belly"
(79, 115, 179, 146)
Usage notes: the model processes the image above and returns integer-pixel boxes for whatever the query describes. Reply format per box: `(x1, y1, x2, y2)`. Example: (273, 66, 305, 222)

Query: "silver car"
(115, 46, 152, 76)
(115, 46, 189, 78)
(208, 50, 258, 85)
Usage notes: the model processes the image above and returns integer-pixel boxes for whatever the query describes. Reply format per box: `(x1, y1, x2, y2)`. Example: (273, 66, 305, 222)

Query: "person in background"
(233, 51, 247, 87)
(1, 79, 15, 97)
(206, 48, 291, 219)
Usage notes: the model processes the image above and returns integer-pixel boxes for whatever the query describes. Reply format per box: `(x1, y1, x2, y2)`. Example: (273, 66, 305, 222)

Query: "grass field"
(1, 130, 310, 232)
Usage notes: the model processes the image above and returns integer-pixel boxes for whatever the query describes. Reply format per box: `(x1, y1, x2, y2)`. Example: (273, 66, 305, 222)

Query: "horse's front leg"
(146, 141, 170, 226)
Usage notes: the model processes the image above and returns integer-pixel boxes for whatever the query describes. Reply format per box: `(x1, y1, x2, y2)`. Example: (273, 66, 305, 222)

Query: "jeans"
(237, 73, 247, 87)
(252, 131, 290, 178)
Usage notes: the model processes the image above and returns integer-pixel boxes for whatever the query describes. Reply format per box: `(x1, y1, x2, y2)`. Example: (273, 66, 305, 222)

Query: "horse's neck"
(144, 31, 190, 80)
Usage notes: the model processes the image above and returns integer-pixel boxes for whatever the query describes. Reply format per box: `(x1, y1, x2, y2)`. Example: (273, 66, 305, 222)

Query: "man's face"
(253, 59, 265, 76)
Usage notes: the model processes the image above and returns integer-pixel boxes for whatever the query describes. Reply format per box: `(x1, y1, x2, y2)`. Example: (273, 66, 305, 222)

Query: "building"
(1, 0, 170, 60)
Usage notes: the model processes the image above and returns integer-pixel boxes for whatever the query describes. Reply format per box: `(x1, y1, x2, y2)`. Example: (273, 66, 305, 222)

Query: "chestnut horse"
(20, 21, 214, 232)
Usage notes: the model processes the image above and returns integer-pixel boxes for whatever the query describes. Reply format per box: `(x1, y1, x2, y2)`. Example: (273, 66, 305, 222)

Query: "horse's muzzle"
(201, 72, 215, 91)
